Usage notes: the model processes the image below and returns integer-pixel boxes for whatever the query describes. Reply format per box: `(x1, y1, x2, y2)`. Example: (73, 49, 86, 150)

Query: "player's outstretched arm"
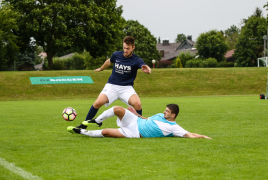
(141, 65, 151, 74)
(94, 59, 111, 72)
(127, 106, 147, 119)
(183, 132, 212, 139)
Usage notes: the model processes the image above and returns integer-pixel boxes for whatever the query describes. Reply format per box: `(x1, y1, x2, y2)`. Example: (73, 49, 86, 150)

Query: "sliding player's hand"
(127, 106, 138, 116)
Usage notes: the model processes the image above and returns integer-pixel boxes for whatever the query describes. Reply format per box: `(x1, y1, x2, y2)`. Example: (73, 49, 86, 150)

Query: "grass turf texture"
(1, 67, 268, 101)
(1, 96, 268, 179)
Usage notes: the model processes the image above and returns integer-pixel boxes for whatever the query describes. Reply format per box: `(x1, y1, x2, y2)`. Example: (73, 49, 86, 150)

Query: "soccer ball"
(62, 107, 77, 121)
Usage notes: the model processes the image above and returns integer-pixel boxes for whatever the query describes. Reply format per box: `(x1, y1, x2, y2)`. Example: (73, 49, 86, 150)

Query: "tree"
(124, 20, 161, 67)
(16, 48, 35, 71)
(234, 9, 267, 67)
(195, 30, 228, 62)
(0, 4, 20, 71)
(174, 57, 183, 68)
(158, 37, 161, 43)
(177, 51, 195, 67)
(224, 25, 240, 50)
(6, 0, 125, 69)
(175, 33, 186, 43)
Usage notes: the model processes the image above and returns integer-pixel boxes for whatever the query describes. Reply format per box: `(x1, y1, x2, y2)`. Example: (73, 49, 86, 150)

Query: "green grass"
(1, 67, 268, 101)
(1, 96, 268, 179)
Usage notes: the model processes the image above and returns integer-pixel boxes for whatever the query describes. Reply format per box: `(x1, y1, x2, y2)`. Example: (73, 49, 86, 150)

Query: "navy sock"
(136, 109, 142, 116)
(85, 105, 99, 120)
(76, 105, 99, 129)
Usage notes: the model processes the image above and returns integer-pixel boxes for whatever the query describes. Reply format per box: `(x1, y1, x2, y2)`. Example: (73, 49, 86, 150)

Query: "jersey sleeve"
(110, 52, 117, 63)
(137, 58, 146, 68)
(172, 125, 188, 137)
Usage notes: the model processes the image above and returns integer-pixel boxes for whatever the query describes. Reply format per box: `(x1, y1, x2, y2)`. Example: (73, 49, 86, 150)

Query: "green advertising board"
(30, 76, 94, 85)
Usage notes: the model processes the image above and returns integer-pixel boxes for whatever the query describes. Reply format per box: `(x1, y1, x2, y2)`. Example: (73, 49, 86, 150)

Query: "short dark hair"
(123, 36, 135, 46)
(166, 104, 179, 118)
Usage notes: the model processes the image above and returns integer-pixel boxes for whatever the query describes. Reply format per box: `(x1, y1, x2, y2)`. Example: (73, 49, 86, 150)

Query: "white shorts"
(100, 83, 137, 107)
(117, 109, 140, 138)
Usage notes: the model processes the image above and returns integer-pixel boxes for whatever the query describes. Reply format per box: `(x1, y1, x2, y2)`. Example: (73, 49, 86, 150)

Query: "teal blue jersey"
(137, 113, 188, 138)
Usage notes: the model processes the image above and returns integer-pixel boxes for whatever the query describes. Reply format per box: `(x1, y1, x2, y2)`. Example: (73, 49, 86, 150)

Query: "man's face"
(164, 107, 175, 120)
(123, 43, 135, 57)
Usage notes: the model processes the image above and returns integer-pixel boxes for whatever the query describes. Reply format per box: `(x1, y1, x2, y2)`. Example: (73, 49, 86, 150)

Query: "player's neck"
(165, 117, 176, 122)
(124, 52, 133, 58)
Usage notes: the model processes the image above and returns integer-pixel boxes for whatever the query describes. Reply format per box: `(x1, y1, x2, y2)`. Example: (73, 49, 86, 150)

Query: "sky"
(116, 0, 268, 43)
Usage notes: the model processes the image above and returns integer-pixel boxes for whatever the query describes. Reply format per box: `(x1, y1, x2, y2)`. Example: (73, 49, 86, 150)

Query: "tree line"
(167, 6, 268, 68)
(1, 1, 268, 71)
(0, 0, 160, 71)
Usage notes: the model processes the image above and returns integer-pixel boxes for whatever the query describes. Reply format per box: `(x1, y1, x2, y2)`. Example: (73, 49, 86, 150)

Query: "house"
(58, 53, 75, 59)
(156, 36, 197, 61)
(34, 52, 47, 70)
(224, 49, 235, 62)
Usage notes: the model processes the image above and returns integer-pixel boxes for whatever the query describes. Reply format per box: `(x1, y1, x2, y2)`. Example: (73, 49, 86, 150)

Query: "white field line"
(0, 157, 42, 180)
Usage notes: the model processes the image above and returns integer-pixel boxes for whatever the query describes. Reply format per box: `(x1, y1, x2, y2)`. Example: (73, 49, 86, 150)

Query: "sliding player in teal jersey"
(68, 104, 211, 139)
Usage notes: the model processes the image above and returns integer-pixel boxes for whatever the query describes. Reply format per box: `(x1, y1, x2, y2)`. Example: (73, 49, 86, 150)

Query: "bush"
(205, 58, 218, 67)
(193, 59, 203, 68)
(72, 53, 85, 70)
(52, 57, 66, 70)
(216, 61, 234, 67)
(178, 51, 195, 67)
(202, 59, 208, 67)
(217, 61, 228, 67)
(227, 62, 234, 67)
(43, 51, 106, 70)
(185, 58, 218, 68)
(185, 60, 194, 68)
(157, 60, 173, 68)
(83, 51, 106, 70)
(174, 57, 183, 68)
(169, 64, 177, 68)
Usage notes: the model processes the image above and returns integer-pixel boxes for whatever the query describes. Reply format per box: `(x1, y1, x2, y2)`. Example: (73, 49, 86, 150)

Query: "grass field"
(1, 96, 268, 180)
(1, 67, 268, 101)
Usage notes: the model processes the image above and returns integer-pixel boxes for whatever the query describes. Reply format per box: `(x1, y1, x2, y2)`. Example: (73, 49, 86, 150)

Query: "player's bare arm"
(94, 59, 111, 71)
(127, 106, 147, 119)
(183, 132, 212, 139)
(141, 65, 151, 74)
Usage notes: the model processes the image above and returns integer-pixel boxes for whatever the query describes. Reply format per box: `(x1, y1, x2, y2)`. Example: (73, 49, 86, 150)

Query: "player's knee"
(101, 129, 109, 137)
(93, 103, 102, 109)
(113, 106, 125, 115)
(93, 100, 106, 109)
(132, 102, 142, 110)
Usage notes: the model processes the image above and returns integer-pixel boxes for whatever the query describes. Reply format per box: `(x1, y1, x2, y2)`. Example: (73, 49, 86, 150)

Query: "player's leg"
(101, 129, 125, 137)
(82, 106, 137, 129)
(76, 94, 108, 128)
(68, 107, 139, 138)
(82, 106, 124, 126)
(119, 86, 143, 115)
(67, 127, 125, 138)
(77, 84, 118, 129)
(87, 94, 109, 119)
(128, 94, 142, 115)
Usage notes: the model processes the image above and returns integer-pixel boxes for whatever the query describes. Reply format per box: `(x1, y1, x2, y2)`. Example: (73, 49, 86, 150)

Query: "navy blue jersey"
(107, 51, 146, 86)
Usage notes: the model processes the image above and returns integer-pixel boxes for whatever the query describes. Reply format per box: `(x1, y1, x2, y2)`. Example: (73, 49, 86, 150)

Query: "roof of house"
(161, 48, 198, 61)
(175, 39, 195, 51)
(156, 38, 196, 61)
(58, 53, 75, 59)
(225, 49, 235, 59)
(156, 42, 181, 55)
(39, 52, 47, 57)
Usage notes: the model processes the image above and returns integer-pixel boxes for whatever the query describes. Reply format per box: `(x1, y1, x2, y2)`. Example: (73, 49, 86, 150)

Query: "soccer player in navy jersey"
(76, 36, 151, 129)
(68, 104, 211, 139)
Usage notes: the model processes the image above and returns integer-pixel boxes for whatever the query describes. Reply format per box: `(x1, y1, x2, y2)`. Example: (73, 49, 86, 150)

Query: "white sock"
(95, 106, 115, 123)
(81, 129, 104, 137)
